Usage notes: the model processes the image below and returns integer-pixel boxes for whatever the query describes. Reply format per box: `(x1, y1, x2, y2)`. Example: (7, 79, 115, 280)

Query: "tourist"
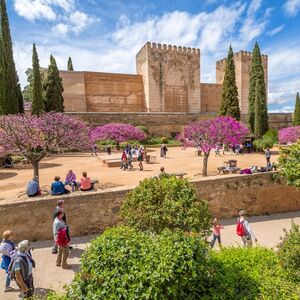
(245, 141, 252, 153)
(236, 210, 257, 247)
(162, 145, 168, 158)
(0, 230, 15, 292)
(265, 148, 271, 164)
(3, 155, 13, 168)
(64, 170, 77, 192)
(215, 144, 221, 157)
(91, 145, 98, 157)
(8, 240, 35, 298)
(51, 176, 70, 195)
(52, 200, 67, 254)
(137, 147, 144, 171)
(26, 176, 41, 197)
(210, 218, 224, 248)
(160, 145, 164, 158)
(121, 150, 128, 171)
(80, 172, 92, 191)
(107, 146, 112, 155)
(127, 149, 134, 169)
(53, 211, 71, 269)
(234, 144, 240, 155)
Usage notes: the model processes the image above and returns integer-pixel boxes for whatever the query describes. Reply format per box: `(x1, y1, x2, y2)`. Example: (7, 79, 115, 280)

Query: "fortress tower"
(216, 51, 268, 114)
(136, 42, 201, 113)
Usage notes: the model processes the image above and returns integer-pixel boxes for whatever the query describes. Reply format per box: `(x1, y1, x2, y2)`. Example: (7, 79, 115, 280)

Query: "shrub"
(253, 137, 274, 151)
(278, 221, 300, 282)
(278, 126, 300, 144)
(121, 177, 211, 237)
(63, 227, 210, 300)
(278, 141, 300, 187)
(160, 136, 168, 144)
(136, 125, 149, 135)
(208, 247, 299, 299)
(263, 128, 278, 143)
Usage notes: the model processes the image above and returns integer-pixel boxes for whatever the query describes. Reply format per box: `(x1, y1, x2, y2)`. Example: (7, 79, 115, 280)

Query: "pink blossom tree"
(90, 123, 145, 149)
(0, 113, 92, 180)
(183, 116, 249, 176)
(278, 126, 300, 144)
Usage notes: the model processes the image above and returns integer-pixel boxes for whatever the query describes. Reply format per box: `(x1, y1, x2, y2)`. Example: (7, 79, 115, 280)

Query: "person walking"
(52, 200, 67, 254)
(120, 150, 128, 171)
(0, 230, 16, 292)
(8, 240, 35, 299)
(137, 147, 144, 171)
(162, 145, 168, 158)
(53, 211, 71, 269)
(265, 148, 271, 164)
(210, 218, 224, 248)
(236, 210, 257, 247)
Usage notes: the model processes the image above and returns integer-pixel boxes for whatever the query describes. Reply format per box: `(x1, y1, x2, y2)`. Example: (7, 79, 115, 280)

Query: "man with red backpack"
(53, 211, 71, 269)
(236, 210, 257, 247)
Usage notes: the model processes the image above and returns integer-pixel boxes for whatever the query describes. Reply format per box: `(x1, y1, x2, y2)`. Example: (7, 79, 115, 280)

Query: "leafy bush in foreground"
(121, 177, 211, 237)
(278, 221, 300, 282)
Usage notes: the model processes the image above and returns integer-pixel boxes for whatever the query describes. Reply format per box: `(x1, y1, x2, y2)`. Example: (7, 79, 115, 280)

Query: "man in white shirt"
(237, 210, 258, 247)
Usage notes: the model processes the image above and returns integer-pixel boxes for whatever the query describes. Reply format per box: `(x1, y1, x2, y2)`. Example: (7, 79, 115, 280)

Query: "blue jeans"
(211, 234, 221, 248)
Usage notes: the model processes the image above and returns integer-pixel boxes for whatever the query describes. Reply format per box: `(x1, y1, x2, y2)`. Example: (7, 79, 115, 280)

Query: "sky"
(7, 0, 300, 112)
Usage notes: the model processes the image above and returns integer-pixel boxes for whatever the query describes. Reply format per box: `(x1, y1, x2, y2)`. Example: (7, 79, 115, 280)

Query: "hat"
(239, 210, 246, 217)
(18, 240, 30, 252)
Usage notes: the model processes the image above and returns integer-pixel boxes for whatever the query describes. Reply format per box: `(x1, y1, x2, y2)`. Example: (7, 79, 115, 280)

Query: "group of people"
(26, 170, 94, 197)
(121, 145, 145, 171)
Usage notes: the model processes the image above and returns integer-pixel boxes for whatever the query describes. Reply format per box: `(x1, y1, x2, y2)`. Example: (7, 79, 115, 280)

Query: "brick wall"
(1, 173, 299, 242)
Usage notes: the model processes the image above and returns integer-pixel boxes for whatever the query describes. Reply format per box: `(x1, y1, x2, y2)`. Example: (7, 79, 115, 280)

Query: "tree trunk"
(31, 160, 40, 182)
(202, 153, 209, 177)
(116, 141, 120, 150)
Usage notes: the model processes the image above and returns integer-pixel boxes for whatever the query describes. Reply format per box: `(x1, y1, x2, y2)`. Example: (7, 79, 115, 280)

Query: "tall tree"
(254, 77, 263, 138)
(67, 57, 74, 71)
(248, 42, 269, 134)
(16, 78, 24, 113)
(293, 92, 300, 126)
(219, 45, 240, 120)
(0, 0, 19, 115)
(44, 55, 64, 112)
(31, 44, 44, 116)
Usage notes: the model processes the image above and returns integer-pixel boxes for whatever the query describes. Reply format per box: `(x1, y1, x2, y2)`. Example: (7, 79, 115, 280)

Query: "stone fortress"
(61, 42, 290, 135)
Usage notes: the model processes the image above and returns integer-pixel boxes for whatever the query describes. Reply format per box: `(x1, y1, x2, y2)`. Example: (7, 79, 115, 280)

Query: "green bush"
(96, 139, 116, 146)
(121, 177, 211, 237)
(253, 137, 274, 151)
(263, 129, 278, 143)
(160, 136, 168, 144)
(278, 221, 300, 282)
(63, 227, 210, 300)
(136, 125, 149, 135)
(208, 247, 299, 299)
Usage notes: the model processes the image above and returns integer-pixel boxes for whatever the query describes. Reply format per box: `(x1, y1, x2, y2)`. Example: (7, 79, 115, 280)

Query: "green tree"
(293, 92, 300, 126)
(16, 79, 24, 113)
(0, 0, 20, 115)
(31, 44, 44, 116)
(44, 55, 64, 112)
(67, 56, 74, 71)
(248, 42, 269, 134)
(219, 45, 240, 120)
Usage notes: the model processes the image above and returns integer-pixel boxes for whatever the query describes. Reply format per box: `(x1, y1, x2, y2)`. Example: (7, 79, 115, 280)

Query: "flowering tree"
(0, 113, 92, 180)
(184, 116, 249, 176)
(90, 123, 145, 148)
(278, 126, 300, 144)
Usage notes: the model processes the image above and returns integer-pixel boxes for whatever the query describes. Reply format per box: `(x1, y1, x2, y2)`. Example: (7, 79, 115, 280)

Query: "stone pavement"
(0, 211, 299, 299)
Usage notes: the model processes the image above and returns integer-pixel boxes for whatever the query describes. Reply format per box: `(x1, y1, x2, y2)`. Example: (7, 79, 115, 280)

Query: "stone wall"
(200, 83, 223, 113)
(1, 173, 300, 241)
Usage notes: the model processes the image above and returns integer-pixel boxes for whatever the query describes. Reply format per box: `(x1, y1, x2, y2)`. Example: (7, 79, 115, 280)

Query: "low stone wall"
(1, 173, 299, 241)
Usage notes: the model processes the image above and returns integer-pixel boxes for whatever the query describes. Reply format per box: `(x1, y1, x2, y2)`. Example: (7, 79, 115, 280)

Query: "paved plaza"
(0, 211, 299, 299)
(0, 147, 279, 202)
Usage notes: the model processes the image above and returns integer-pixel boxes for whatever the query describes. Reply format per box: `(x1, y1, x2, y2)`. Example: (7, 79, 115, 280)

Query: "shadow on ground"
(0, 172, 18, 180)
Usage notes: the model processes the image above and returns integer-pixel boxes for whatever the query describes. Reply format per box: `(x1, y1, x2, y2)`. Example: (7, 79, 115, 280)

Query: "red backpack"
(56, 227, 70, 246)
(236, 220, 245, 236)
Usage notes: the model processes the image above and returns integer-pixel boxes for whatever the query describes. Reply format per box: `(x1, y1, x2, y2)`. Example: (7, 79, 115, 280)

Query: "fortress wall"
(1, 172, 300, 241)
(84, 72, 146, 112)
(60, 71, 86, 112)
(200, 83, 223, 113)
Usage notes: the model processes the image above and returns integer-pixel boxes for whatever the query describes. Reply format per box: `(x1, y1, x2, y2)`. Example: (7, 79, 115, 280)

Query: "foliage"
(160, 136, 168, 144)
(90, 123, 145, 143)
(183, 116, 249, 176)
(278, 141, 300, 187)
(63, 227, 210, 300)
(209, 247, 298, 299)
(135, 125, 149, 135)
(278, 126, 300, 144)
(121, 177, 211, 237)
(248, 42, 269, 135)
(293, 92, 300, 126)
(0, 113, 91, 178)
(16, 79, 24, 114)
(31, 44, 44, 116)
(263, 128, 278, 143)
(278, 221, 300, 282)
(67, 57, 74, 71)
(0, 0, 20, 115)
(44, 55, 64, 112)
(219, 45, 240, 120)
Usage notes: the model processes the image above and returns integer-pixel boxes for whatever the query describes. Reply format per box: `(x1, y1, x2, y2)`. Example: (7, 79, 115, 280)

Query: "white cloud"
(269, 106, 294, 113)
(268, 91, 297, 105)
(53, 23, 69, 35)
(266, 25, 284, 37)
(283, 0, 300, 16)
(69, 11, 97, 34)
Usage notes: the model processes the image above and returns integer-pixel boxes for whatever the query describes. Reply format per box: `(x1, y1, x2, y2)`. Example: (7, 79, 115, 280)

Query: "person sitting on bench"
(51, 176, 70, 195)
(80, 172, 92, 191)
(3, 155, 13, 168)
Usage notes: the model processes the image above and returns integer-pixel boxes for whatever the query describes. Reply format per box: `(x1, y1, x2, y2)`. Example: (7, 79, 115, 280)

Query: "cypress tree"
(248, 42, 268, 134)
(16, 79, 24, 113)
(67, 57, 74, 71)
(0, 0, 19, 115)
(44, 55, 64, 112)
(219, 45, 240, 120)
(293, 92, 300, 126)
(31, 44, 44, 116)
(254, 77, 263, 138)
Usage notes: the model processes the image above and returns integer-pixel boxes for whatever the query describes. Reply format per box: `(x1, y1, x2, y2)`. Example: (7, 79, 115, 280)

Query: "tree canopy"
(67, 57, 74, 71)
(293, 92, 300, 126)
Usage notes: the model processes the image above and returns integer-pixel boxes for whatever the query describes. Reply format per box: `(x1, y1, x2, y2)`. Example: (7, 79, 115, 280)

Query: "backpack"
(56, 227, 70, 246)
(236, 220, 246, 236)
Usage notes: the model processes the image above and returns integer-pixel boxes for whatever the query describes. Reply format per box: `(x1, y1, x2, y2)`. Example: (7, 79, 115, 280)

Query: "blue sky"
(8, 0, 300, 112)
